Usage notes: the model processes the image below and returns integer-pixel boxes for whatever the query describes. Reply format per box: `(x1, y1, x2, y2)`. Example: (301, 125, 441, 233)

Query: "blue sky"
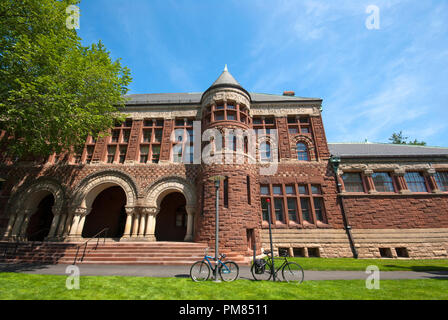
(78, 0, 448, 147)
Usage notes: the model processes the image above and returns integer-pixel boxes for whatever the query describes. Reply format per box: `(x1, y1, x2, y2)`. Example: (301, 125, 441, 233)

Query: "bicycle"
(251, 249, 304, 284)
(190, 248, 239, 282)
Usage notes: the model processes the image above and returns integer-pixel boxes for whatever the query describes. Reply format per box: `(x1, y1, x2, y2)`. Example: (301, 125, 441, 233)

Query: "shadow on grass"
(384, 264, 448, 280)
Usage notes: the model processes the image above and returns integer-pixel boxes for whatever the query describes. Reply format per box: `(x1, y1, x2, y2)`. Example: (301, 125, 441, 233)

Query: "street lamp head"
(330, 156, 341, 174)
(209, 175, 226, 188)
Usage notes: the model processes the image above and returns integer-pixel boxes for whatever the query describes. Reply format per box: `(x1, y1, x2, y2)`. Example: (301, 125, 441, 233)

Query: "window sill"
(339, 192, 448, 197)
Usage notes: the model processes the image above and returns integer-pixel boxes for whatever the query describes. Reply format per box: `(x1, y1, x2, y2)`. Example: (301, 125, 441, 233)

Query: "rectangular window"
(173, 144, 183, 163)
(119, 146, 127, 164)
(298, 185, 308, 195)
(152, 145, 160, 163)
(143, 129, 152, 143)
(154, 129, 163, 143)
(247, 176, 251, 205)
(140, 145, 149, 163)
(405, 172, 428, 193)
(261, 198, 270, 221)
(215, 112, 225, 121)
(86, 146, 94, 164)
(274, 198, 284, 222)
(260, 185, 269, 195)
(273, 185, 282, 195)
(111, 130, 120, 142)
(107, 146, 116, 163)
(224, 177, 229, 208)
(122, 130, 130, 143)
(287, 198, 298, 222)
(300, 198, 311, 222)
(435, 172, 448, 192)
(313, 198, 325, 222)
(372, 172, 395, 192)
(342, 172, 365, 193)
(285, 185, 295, 195)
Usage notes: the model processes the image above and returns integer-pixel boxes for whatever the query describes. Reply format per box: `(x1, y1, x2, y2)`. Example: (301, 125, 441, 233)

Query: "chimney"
(283, 91, 295, 96)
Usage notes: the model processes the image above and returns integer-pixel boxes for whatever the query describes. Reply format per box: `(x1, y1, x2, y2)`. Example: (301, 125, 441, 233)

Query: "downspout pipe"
(330, 156, 358, 259)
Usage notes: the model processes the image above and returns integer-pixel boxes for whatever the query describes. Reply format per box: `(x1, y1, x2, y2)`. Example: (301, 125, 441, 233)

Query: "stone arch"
(71, 170, 138, 210)
(144, 176, 196, 210)
(8, 177, 66, 216)
(291, 135, 316, 161)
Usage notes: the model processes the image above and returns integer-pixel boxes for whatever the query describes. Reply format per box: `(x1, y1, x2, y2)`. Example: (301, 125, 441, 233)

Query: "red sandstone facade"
(1, 68, 447, 260)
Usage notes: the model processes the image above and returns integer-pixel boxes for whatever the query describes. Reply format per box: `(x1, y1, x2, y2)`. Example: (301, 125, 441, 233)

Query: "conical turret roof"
(203, 65, 249, 99)
(210, 64, 242, 88)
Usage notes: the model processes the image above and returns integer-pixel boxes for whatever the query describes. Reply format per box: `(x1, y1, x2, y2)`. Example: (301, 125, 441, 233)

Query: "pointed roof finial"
(224, 64, 228, 72)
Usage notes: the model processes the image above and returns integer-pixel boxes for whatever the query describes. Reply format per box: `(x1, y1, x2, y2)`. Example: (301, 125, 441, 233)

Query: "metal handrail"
(72, 228, 109, 265)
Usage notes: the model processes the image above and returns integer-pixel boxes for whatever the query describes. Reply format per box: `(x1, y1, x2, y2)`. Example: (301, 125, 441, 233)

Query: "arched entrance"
(82, 186, 127, 238)
(155, 192, 187, 241)
(26, 194, 54, 241)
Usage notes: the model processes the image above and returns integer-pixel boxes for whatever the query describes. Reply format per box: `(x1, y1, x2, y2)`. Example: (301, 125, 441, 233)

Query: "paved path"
(1, 263, 448, 281)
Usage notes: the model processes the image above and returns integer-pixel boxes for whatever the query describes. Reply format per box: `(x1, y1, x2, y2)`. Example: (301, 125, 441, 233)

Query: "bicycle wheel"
(282, 262, 304, 284)
(250, 262, 273, 281)
(219, 261, 239, 282)
(190, 261, 210, 282)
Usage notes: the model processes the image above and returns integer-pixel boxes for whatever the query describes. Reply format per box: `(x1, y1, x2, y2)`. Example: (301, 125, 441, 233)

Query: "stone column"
(143, 207, 158, 241)
(138, 211, 146, 238)
(394, 169, 410, 194)
(425, 168, 441, 193)
(63, 212, 75, 237)
(131, 212, 140, 238)
(364, 169, 377, 194)
(18, 210, 34, 239)
(56, 213, 68, 239)
(122, 207, 135, 238)
(3, 212, 17, 239)
(68, 207, 89, 239)
(47, 213, 61, 239)
(184, 206, 195, 242)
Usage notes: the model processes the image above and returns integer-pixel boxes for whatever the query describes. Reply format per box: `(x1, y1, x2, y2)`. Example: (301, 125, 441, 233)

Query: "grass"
(0, 273, 447, 300)
(271, 257, 448, 272)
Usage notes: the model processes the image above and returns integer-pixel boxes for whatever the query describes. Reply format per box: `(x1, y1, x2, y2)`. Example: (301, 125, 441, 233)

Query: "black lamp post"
(265, 198, 276, 281)
(209, 175, 225, 282)
(330, 156, 358, 259)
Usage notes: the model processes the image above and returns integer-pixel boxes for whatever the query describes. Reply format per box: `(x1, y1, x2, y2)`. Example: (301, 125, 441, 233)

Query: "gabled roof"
(328, 143, 448, 159)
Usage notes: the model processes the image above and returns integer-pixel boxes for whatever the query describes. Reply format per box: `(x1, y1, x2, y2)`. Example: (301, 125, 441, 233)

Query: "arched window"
(296, 142, 309, 161)
(260, 142, 271, 162)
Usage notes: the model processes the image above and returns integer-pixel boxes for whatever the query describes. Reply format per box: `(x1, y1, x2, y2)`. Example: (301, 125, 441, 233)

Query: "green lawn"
(273, 257, 448, 272)
(0, 273, 447, 300)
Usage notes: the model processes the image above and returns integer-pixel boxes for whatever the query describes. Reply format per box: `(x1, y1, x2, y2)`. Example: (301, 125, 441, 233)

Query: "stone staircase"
(0, 241, 251, 265)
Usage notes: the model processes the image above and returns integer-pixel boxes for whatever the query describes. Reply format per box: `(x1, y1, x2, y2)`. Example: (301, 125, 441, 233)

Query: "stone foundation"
(261, 228, 353, 258)
(352, 228, 448, 259)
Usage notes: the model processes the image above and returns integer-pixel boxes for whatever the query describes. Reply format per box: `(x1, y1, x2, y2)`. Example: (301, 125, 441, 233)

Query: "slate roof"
(124, 92, 321, 105)
(124, 66, 321, 106)
(328, 143, 448, 159)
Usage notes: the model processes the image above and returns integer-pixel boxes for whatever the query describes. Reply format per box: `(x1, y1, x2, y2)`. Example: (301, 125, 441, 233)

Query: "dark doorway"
(27, 194, 54, 241)
(155, 192, 187, 241)
(82, 186, 127, 239)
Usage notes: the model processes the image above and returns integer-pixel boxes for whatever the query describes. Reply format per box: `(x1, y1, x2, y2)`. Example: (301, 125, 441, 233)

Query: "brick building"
(1, 67, 447, 261)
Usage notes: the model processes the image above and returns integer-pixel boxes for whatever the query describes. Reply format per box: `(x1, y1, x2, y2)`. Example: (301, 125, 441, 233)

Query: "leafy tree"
(388, 131, 426, 146)
(0, 0, 132, 158)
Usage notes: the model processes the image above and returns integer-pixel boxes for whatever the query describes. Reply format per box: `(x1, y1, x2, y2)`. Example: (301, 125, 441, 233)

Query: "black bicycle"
(251, 249, 304, 284)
